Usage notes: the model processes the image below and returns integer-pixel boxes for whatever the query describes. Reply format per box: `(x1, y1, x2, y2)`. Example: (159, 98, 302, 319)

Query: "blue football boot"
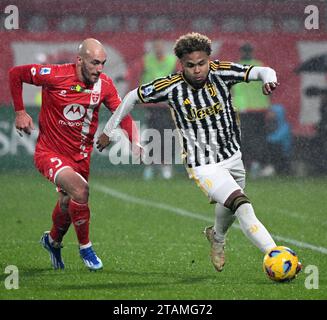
(40, 231, 65, 270)
(79, 245, 103, 271)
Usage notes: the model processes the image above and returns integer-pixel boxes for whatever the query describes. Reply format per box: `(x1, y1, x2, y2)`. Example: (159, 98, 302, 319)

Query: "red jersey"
(9, 63, 137, 161)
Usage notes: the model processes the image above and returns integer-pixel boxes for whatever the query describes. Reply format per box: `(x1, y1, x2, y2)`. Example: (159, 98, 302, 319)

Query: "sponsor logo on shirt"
(63, 103, 86, 121)
(39, 67, 51, 75)
(186, 102, 223, 122)
(70, 85, 100, 105)
(59, 120, 83, 127)
(70, 84, 92, 94)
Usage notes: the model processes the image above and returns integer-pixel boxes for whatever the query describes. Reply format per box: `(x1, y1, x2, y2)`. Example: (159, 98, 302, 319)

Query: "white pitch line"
(94, 184, 327, 255)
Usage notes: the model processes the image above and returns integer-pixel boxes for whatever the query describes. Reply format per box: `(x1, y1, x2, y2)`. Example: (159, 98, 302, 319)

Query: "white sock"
(79, 242, 92, 249)
(235, 203, 276, 253)
(214, 203, 236, 244)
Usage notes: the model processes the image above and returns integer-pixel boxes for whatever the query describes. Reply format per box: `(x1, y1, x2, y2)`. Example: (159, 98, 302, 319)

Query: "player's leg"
(40, 192, 71, 270)
(213, 153, 276, 254)
(41, 191, 71, 269)
(49, 192, 71, 244)
(193, 153, 276, 271)
(203, 160, 246, 271)
(35, 152, 72, 269)
(214, 205, 236, 243)
(224, 190, 276, 253)
(191, 164, 237, 271)
(210, 154, 244, 245)
(204, 204, 235, 271)
(55, 167, 89, 244)
(55, 168, 103, 271)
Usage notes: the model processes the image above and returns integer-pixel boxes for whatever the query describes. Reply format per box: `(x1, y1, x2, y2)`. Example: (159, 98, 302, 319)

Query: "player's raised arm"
(96, 88, 140, 152)
(247, 66, 280, 95)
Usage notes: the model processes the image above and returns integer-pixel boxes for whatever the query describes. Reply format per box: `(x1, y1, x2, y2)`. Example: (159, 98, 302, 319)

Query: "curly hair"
(174, 32, 212, 59)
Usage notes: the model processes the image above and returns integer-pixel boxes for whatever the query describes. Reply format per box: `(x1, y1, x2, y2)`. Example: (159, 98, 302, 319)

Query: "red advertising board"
(1, 31, 326, 135)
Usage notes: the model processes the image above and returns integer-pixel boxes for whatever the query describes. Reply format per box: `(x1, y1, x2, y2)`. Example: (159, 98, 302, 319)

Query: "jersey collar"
(181, 72, 211, 90)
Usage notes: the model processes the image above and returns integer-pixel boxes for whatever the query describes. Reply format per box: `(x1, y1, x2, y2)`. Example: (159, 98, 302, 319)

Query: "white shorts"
(187, 150, 246, 205)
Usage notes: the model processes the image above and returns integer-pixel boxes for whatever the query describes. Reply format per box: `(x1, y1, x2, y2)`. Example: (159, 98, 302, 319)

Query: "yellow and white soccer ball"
(263, 246, 302, 282)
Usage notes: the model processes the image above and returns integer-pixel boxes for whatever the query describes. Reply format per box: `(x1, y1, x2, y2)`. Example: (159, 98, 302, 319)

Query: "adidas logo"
(183, 98, 191, 105)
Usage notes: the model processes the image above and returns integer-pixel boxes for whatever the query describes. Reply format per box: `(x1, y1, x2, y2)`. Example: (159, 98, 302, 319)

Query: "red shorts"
(34, 150, 90, 187)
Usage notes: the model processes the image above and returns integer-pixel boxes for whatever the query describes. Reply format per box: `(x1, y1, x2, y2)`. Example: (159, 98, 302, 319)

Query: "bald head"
(78, 38, 106, 58)
(76, 38, 107, 85)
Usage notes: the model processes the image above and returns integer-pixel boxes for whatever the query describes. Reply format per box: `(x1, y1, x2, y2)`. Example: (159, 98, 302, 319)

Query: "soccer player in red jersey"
(9, 38, 140, 271)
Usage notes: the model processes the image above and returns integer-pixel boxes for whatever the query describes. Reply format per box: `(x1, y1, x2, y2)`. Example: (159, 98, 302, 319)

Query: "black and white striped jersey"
(137, 60, 254, 168)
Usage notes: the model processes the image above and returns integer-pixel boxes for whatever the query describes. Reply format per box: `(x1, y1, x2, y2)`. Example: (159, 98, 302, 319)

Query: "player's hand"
(96, 132, 111, 152)
(15, 110, 35, 136)
(263, 82, 280, 95)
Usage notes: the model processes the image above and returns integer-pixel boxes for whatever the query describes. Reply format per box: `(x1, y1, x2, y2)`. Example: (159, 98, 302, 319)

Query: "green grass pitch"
(0, 171, 326, 300)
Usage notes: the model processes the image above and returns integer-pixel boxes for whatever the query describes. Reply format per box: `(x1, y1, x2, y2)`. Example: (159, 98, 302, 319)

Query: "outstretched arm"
(96, 88, 140, 152)
(248, 66, 280, 95)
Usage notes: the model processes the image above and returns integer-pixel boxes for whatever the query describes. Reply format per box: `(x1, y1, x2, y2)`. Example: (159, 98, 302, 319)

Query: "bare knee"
(56, 169, 89, 203)
(71, 182, 89, 203)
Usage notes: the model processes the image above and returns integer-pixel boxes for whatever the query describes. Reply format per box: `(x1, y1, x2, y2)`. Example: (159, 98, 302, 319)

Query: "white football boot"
(204, 226, 225, 272)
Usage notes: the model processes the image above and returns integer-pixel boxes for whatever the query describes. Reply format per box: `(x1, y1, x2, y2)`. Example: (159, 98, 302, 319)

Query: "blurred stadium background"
(1, 0, 327, 176)
(0, 0, 326, 301)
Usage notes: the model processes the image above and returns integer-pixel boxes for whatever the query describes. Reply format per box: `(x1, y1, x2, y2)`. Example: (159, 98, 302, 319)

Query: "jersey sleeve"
(210, 60, 254, 87)
(102, 77, 139, 144)
(137, 74, 181, 104)
(9, 64, 55, 111)
(102, 77, 122, 111)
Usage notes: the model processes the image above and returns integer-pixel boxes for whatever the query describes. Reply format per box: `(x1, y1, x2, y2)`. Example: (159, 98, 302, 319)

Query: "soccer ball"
(263, 246, 301, 282)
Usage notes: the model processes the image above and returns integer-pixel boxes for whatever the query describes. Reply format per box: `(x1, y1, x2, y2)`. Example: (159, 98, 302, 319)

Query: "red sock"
(50, 201, 71, 243)
(68, 199, 90, 246)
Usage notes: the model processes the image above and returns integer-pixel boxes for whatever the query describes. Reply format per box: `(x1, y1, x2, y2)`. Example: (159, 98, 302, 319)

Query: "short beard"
(184, 73, 206, 89)
(81, 64, 93, 85)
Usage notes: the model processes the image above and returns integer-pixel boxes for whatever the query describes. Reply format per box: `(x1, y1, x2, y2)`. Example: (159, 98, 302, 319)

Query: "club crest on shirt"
(91, 91, 100, 104)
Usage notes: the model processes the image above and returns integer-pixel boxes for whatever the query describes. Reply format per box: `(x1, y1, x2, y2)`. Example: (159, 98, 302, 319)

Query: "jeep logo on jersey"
(63, 104, 86, 121)
(186, 102, 223, 122)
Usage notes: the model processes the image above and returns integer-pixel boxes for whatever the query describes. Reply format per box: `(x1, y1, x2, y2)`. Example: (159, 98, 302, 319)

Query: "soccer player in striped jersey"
(97, 33, 281, 272)
(9, 39, 140, 271)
